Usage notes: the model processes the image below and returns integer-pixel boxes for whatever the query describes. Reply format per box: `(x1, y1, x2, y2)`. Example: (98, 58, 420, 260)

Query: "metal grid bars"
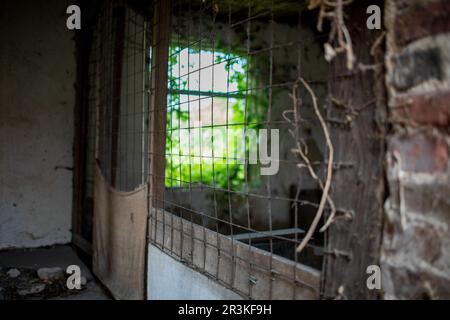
(148, 0, 328, 299)
(93, 0, 152, 192)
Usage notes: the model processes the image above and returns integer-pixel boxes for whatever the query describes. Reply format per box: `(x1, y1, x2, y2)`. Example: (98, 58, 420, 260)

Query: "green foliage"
(165, 45, 264, 190)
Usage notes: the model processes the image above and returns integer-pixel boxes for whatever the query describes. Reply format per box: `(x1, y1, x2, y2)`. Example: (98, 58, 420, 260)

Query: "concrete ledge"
(147, 244, 242, 300)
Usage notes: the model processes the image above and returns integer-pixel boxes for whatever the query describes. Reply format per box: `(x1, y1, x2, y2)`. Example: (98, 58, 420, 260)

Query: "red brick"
(387, 221, 442, 264)
(435, 138, 448, 172)
(393, 91, 450, 127)
(391, 48, 442, 91)
(403, 182, 450, 222)
(390, 135, 448, 173)
(395, 1, 450, 46)
(382, 264, 450, 299)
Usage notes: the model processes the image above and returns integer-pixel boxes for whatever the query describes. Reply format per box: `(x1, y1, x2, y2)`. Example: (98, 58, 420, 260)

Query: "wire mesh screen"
(78, 0, 153, 244)
(80, 20, 100, 242)
(148, 0, 329, 299)
(92, 0, 152, 192)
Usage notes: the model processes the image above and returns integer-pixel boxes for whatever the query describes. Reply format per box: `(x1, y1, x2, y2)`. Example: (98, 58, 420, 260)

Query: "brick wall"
(382, 0, 450, 299)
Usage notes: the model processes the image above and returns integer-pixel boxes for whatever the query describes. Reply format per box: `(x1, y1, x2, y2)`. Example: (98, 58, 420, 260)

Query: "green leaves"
(165, 44, 263, 190)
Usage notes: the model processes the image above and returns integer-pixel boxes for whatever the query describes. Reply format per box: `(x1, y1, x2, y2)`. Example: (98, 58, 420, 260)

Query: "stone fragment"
(7, 268, 20, 278)
(37, 267, 64, 281)
(18, 284, 46, 296)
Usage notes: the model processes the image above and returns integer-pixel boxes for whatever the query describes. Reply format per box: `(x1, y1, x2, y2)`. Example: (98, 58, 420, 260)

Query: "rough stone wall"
(382, 0, 450, 299)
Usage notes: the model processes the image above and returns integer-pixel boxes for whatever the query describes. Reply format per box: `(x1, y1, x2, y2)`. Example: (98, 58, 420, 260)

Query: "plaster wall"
(0, 0, 76, 249)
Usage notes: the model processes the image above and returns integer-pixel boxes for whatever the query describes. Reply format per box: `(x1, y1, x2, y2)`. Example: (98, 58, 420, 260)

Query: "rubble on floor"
(0, 266, 80, 300)
(0, 245, 110, 300)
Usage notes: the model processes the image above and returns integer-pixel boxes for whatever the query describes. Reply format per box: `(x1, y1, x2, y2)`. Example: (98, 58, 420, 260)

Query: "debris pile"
(0, 266, 87, 300)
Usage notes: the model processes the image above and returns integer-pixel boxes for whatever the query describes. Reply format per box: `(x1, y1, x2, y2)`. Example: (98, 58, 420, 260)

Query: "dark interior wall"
(0, 0, 77, 249)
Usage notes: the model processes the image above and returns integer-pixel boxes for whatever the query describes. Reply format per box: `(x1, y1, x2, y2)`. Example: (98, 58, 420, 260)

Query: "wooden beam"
(321, 0, 386, 300)
(72, 233, 93, 256)
(231, 228, 305, 241)
(146, 0, 171, 301)
(72, 15, 94, 239)
(149, 0, 171, 209)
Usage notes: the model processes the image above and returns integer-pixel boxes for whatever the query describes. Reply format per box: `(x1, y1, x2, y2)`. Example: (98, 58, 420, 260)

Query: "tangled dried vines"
(283, 78, 336, 254)
(285, 0, 357, 253)
(308, 0, 355, 70)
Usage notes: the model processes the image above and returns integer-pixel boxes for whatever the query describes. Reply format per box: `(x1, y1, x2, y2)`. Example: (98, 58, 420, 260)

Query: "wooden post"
(321, 0, 386, 300)
(72, 15, 94, 251)
(149, 0, 171, 210)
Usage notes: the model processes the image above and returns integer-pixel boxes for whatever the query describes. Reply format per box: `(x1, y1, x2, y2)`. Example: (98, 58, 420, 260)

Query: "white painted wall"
(0, 0, 75, 249)
(147, 245, 242, 300)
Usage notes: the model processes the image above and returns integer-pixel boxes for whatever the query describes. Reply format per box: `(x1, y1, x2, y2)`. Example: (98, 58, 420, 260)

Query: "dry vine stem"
(284, 0, 355, 254)
(308, 0, 355, 70)
(283, 78, 335, 254)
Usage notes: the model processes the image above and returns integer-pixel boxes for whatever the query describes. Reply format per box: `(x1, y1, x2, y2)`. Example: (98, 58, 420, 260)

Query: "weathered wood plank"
(321, 0, 387, 300)
(149, 0, 171, 209)
(152, 208, 321, 299)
